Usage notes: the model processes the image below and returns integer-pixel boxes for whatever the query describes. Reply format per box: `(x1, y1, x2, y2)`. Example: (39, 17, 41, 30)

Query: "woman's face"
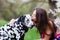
(31, 10, 37, 25)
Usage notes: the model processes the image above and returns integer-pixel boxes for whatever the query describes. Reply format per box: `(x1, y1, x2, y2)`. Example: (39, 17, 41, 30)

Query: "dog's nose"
(30, 25, 34, 29)
(32, 24, 34, 27)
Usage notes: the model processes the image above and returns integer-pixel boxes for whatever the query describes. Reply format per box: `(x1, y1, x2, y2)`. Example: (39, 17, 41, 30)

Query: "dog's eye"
(26, 19, 29, 23)
(27, 19, 29, 21)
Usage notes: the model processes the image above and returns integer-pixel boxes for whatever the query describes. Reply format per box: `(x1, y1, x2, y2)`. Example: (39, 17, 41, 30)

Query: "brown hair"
(35, 8, 54, 36)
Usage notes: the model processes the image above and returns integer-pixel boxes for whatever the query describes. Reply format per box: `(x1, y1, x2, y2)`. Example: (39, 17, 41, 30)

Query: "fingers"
(9, 19, 15, 26)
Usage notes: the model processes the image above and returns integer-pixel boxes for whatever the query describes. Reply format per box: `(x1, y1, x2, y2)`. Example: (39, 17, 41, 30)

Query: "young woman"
(31, 8, 60, 40)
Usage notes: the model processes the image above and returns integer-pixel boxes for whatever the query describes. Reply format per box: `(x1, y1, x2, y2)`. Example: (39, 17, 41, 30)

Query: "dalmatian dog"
(48, 0, 60, 40)
(0, 14, 34, 40)
(49, 0, 60, 13)
(48, 0, 60, 29)
(49, 0, 60, 20)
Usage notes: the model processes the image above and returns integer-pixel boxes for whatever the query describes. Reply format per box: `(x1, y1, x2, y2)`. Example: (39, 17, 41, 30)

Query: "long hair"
(35, 8, 54, 36)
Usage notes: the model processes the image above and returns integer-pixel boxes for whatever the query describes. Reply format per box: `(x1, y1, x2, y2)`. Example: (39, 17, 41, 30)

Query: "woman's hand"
(9, 19, 15, 26)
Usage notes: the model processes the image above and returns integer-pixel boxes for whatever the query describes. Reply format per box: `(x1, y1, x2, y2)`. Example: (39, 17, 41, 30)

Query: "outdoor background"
(0, 0, 54, 40)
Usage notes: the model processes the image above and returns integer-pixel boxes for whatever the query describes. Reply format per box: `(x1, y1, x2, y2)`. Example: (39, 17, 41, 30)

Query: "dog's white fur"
(23, 14, 33, 28)
(0, 14, 34, 40)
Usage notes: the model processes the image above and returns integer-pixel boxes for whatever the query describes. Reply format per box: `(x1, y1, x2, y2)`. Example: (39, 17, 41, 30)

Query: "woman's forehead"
(33, 10, 36, 14)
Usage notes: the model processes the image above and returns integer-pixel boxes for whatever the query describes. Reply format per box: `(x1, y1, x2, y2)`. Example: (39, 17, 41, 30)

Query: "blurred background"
(0, 0, 51, 40)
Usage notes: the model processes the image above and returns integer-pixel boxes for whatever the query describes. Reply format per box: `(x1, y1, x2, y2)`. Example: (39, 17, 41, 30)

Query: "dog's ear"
(18, 16, 26, 23)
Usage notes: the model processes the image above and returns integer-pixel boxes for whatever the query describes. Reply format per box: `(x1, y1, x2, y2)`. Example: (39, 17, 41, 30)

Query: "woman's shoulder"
(48, 18, 54, 27)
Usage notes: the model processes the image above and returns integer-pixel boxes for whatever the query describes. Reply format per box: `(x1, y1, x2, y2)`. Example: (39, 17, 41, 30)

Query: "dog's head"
(18, 14, 34, 28)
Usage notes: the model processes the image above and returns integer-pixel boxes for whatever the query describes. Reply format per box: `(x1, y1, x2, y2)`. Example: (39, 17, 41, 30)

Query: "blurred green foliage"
(0, 0, 49, 21)
(0, 20, 8, 26)
(24, 27, 40, 40)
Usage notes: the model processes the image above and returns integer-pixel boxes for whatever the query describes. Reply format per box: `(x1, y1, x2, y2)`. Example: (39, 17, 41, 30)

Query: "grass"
(24, 27, 40, 40)
(0, 20, 40, 40)
(0, 20, 8, 27)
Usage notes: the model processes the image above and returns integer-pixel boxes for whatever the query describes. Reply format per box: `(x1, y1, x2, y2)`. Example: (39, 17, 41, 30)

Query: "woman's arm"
(43, 20, 53, 40)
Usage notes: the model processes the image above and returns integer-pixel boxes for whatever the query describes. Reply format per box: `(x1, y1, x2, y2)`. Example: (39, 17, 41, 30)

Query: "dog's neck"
(14, 19, 28, 33)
